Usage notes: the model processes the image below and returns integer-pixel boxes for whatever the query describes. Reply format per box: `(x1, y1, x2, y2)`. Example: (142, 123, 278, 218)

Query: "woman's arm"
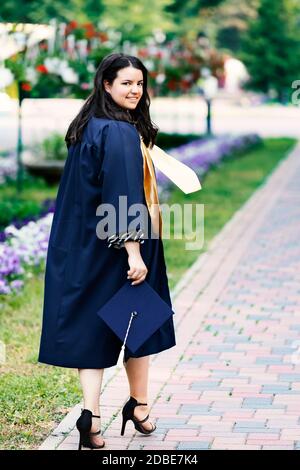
(100, 121, 146, 249)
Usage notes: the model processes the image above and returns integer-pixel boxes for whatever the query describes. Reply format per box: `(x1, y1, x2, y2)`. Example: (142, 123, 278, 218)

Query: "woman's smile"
(103, 66, 143, 109)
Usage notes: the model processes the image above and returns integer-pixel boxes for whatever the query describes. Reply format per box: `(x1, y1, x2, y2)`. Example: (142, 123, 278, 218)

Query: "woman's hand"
(124, 240, 148, 285)
(127, 253, 148, 285)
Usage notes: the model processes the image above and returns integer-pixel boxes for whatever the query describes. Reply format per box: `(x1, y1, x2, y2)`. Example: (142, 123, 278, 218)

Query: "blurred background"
(1, 0, 300, 450)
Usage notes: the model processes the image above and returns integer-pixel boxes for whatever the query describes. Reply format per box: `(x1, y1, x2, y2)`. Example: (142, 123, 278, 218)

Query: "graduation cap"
(96, 280, 175, 367)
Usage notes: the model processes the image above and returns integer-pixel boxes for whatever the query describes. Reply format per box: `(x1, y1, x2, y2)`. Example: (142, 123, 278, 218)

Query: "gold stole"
(139, 135, 163, 239)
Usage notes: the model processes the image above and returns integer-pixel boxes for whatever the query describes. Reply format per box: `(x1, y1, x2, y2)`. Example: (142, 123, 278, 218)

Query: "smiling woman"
(38, 52, 176, 450)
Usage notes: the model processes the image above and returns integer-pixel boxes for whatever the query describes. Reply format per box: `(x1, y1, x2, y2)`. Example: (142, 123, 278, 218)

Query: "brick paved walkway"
(40, 142, 300, 450)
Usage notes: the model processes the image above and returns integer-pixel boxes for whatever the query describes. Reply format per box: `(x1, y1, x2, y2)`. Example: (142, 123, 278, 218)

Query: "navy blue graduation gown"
(38, 117, 176, 369)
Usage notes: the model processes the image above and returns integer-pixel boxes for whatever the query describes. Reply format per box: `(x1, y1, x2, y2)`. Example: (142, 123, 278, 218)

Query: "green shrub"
(32, 132, 67, 161)
(0, 199, 41, 230)
(0, 177, 57, 230)
(156, 132, 203, 149)
(29, 131, 201, 161)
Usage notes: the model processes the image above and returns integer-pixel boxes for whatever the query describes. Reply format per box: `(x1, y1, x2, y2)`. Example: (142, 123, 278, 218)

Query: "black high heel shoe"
(76, 409, 105, 450)
(121, 396, 157, 436)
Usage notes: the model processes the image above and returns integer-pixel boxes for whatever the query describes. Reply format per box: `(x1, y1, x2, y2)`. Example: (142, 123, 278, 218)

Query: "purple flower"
(10, 279, 24, 291)
(0, 279, 11, 295)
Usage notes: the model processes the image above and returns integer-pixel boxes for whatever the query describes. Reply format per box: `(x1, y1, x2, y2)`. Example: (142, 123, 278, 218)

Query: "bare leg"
(124, 356, 154, 431)
(78, 368, 105, 446)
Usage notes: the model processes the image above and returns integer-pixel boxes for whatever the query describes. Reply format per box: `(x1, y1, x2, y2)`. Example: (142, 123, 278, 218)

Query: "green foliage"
(87, 45, 115, 69)
(32, 132, 67, 161)
(0, 177, 57, 230)
(0, 199, 41, 230)
(241, 0, 300, 101)
(166, 0, 225, 15)
(4, 56, 26, 82)
(214, 0, 259, 53)
(29, 72, 66, 99)
(0, 0, 105, 24)
(101, 0, 175, 44)
(163, 0, 227, 39)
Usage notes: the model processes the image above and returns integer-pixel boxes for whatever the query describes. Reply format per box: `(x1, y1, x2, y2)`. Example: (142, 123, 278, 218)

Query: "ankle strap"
(80, 408, 100, 418)
(130, 397, 148, 406)
(90, 429, 101, 435)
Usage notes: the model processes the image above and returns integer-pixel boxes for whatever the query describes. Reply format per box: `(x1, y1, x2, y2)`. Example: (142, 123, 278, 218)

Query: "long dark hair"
(65, 53, 159, 148)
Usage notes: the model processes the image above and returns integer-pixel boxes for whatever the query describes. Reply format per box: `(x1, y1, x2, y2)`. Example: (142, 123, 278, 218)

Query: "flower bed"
(3, 20, 225, 99)
(0, 198, 55, 241)
(0, 213, 53, 294)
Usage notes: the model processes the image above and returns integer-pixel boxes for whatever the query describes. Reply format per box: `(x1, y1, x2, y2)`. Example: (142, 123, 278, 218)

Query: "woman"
(38, 53, 176, 450)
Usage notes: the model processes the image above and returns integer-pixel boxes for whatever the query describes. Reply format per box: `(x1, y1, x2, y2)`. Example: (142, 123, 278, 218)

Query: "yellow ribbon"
(139, 135, 163, 239)
(139, 133, 202, 240)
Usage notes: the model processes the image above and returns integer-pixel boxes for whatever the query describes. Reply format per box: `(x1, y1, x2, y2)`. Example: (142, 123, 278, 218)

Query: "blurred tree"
(0, 0, 105, 24)
(166, 0, 225, 16)
(163, 0, 226, 41)
(101, 0, 174, 44)
(241, 0, 300, 102)
(214, 0, 259, 52)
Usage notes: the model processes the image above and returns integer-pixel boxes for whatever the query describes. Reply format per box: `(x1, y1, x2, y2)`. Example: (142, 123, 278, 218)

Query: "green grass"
(0, 275, 82, 450)
(0, 137, 296, 449)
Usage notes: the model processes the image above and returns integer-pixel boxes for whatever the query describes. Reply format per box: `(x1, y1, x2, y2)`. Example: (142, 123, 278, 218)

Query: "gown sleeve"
(100, 121, 146, 250)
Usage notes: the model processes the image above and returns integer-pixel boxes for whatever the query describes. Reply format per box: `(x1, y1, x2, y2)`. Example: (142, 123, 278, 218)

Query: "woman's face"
(103, 66, 143, 111)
